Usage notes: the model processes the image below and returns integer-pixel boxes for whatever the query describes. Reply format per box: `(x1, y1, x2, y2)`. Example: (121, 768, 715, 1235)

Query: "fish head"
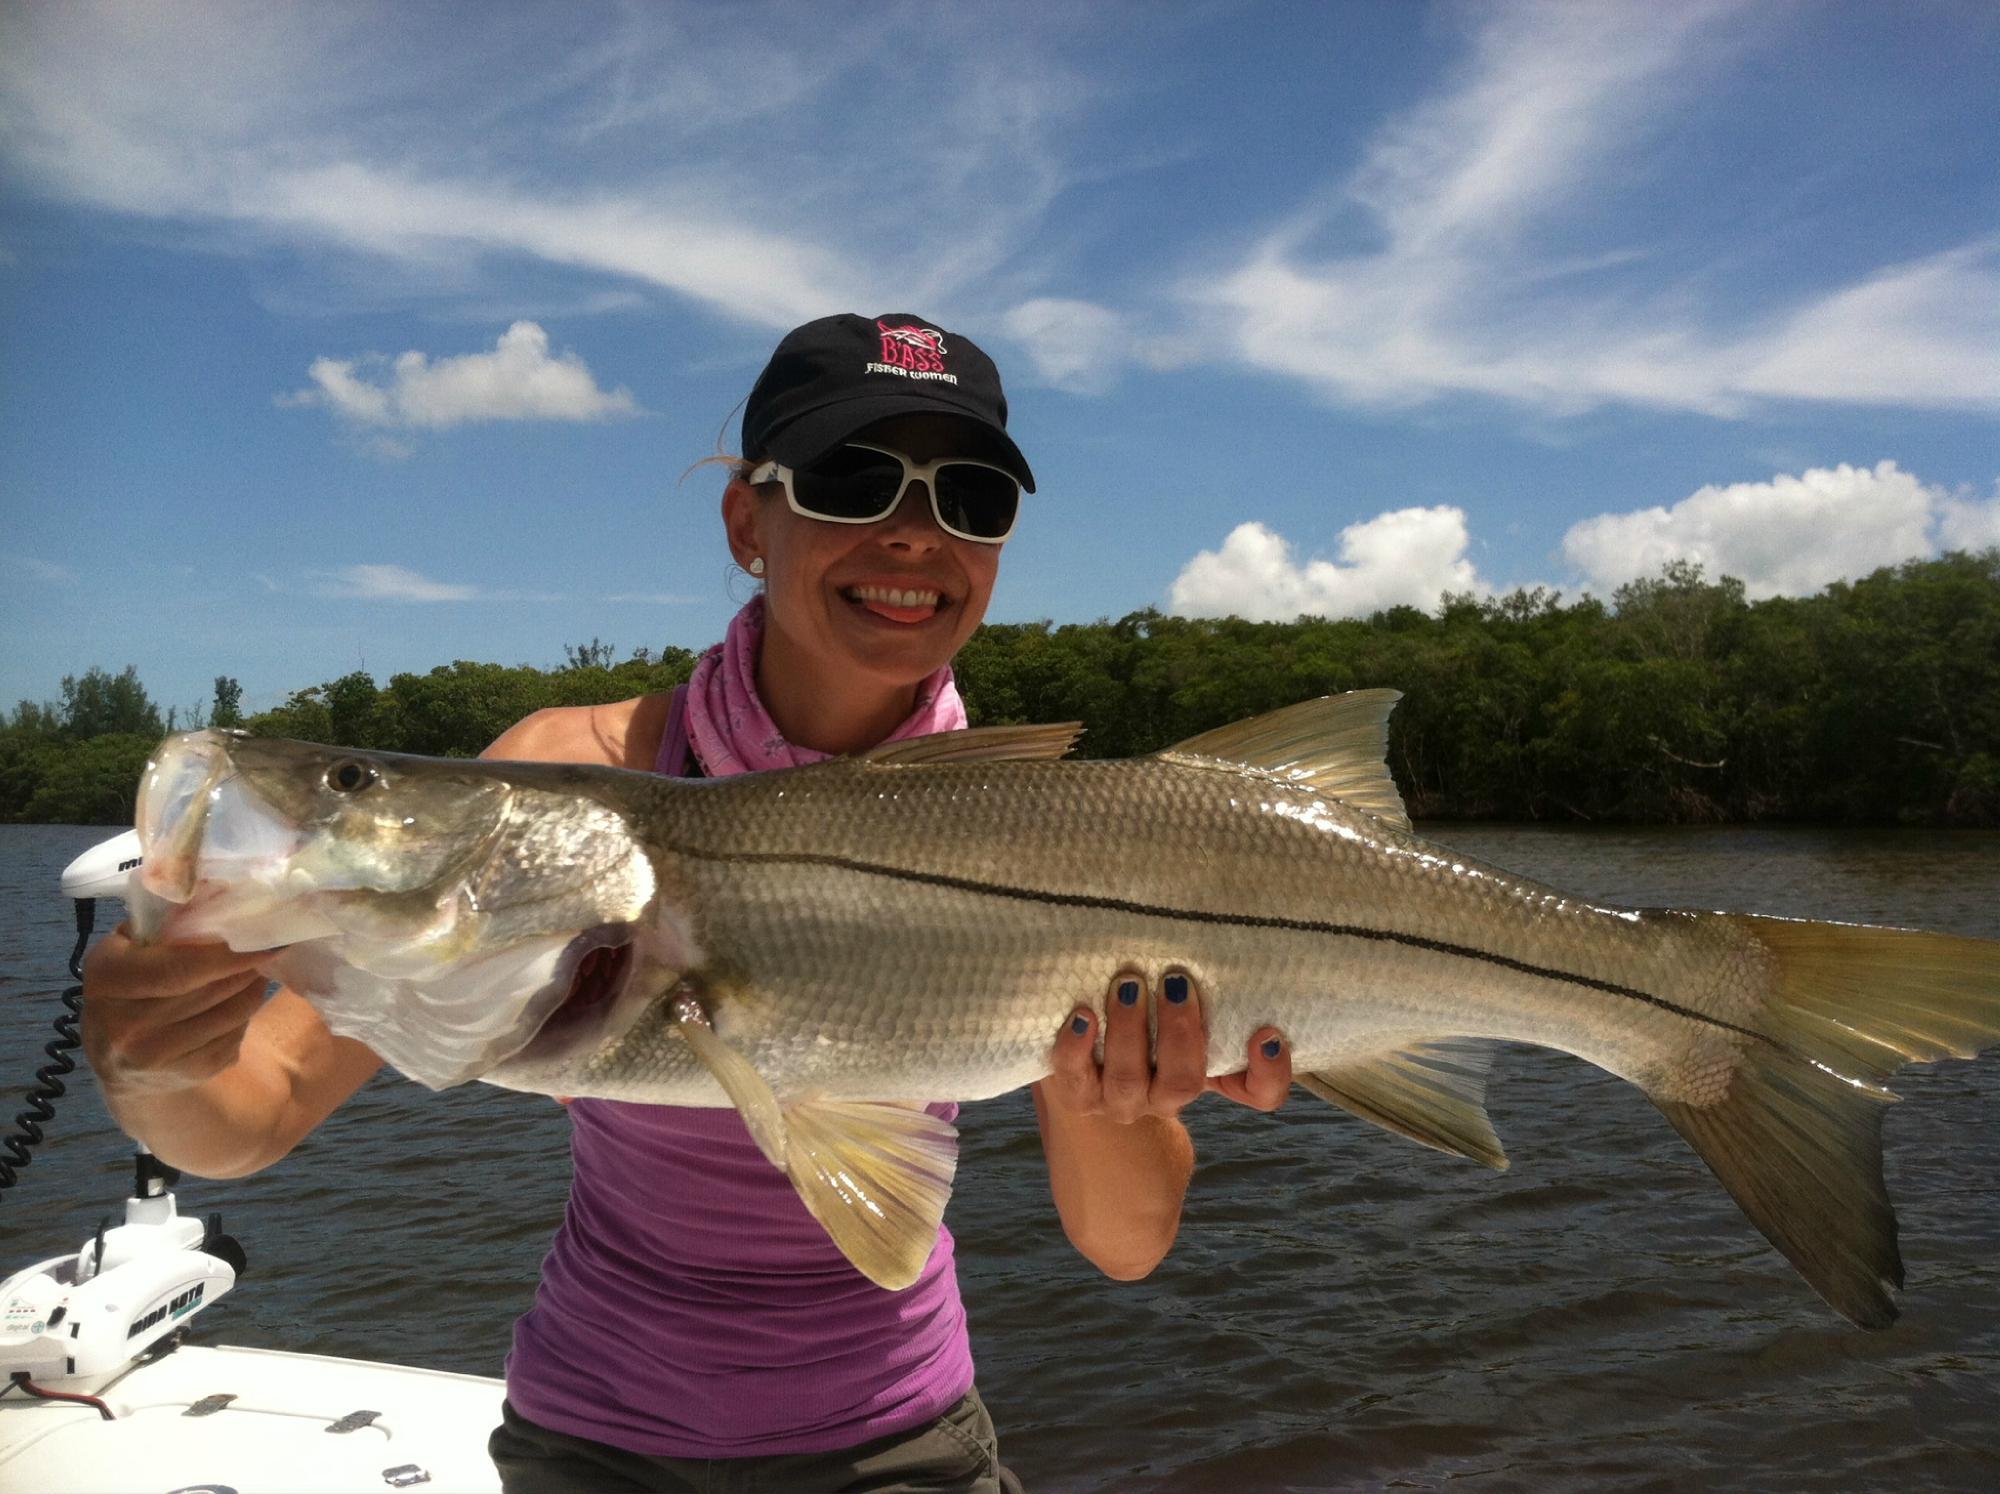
(137, 730, 515, 940)
(134, 731, 674, 1088)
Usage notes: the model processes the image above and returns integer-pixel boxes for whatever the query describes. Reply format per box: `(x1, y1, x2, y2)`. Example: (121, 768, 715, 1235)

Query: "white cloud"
(312, 565, 478, 602)
(0, 4, 1096, 334)
(1560, 461, 1996, 598)
(283, 322, 639, 431)
(1170, 509, 1488, 622)
(1191, 2, 2000, 418)
(1002, 299, 1130, 394)
(1938, 484, 2000, 552)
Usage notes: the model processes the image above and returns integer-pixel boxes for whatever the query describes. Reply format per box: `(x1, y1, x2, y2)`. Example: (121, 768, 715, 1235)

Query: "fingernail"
(1262, 1037, 1283, 1060)
(1071, 1014, 1090, 1036)
(1117, 979, 1140, 1007)
(1164, 974, 1190, 1005)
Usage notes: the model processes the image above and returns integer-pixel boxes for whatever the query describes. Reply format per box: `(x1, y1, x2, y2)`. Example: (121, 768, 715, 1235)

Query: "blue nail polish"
(1262, 1037, 1282, 1060)
(1117, 979, 1140, 1007)
(1164, 974, 1190, 1005)
(1071, 1014, 1090, 1036)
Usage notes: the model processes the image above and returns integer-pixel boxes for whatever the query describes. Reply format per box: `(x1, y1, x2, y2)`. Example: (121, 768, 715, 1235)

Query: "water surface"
(2, 823, 1995, 1491)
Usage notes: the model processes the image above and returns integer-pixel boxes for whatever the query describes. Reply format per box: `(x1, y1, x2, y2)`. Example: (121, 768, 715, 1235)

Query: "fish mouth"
(134, 731, 314, 943)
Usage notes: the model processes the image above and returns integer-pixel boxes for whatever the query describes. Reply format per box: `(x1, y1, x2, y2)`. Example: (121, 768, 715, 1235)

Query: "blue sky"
(3, 0, 1997, 720)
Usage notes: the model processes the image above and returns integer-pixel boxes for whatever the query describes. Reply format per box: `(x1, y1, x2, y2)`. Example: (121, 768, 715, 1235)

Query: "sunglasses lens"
(790, 448, 907, 519)
(932, 464, 1020, 541)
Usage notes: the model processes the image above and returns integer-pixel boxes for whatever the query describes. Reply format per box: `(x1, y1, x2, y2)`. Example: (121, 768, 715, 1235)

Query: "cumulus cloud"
(1561, 461, 1999, 598)
(1938, 484, 2000, 552)
(1170, 508, 1488, 622)
(311, 565, 478, 602)
(282, 321, 639, 431)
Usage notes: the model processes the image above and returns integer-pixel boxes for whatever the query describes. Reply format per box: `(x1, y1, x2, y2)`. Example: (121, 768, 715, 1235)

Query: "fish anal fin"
(1298, 1038, 1506, 1169)
(1653, 1051, 1902, 1330)
(1164, 691, 1409, 830)
(860, 722, 1083, 766)
(782, 1099, 959, 1291)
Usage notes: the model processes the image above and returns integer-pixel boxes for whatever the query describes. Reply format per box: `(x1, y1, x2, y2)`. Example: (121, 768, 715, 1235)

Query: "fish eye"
(326, 759, 378, 794)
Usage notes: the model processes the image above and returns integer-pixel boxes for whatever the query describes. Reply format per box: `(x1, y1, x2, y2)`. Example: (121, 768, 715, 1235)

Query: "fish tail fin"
(1652, 916, 2000, 1329)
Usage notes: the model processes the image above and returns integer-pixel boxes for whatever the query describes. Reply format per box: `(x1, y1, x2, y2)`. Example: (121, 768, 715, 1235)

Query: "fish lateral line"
(661, 842, 1785, 1054)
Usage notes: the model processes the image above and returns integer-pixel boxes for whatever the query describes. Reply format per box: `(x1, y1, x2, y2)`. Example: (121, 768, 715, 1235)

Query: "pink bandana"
(684, 595, 967, 776)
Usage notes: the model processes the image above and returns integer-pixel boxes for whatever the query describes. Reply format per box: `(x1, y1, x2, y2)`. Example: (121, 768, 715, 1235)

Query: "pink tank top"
(503, 688, 975, 1455)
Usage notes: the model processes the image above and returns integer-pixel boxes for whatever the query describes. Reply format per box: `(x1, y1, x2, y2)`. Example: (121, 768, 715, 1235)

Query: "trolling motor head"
(58, 828, 144, 902)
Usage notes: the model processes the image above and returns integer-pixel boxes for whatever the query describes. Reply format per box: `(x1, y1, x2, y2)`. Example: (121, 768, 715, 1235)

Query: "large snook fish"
(130, 693, 2000, 1321)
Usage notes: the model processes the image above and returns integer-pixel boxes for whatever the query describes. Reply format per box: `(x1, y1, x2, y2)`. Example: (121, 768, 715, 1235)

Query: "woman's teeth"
(847, 585, 941, 609)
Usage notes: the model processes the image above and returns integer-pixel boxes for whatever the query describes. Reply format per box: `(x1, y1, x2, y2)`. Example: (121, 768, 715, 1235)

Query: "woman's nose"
(877, 481, 945, 550)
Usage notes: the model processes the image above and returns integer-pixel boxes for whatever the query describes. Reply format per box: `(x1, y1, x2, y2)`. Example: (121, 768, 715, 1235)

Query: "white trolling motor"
(0, 1154, 242, 1382)
(0, 829, 244, 1389)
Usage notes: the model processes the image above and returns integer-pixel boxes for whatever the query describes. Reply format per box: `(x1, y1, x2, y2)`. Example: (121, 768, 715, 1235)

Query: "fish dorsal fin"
(1163, 691, 1408, 829)
(860, 722, 1083, 766)
(1297, 1038, 1507, 1170)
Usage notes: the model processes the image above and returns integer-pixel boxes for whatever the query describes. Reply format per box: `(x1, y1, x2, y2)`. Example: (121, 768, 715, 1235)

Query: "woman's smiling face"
(724, 413, 1008, 702)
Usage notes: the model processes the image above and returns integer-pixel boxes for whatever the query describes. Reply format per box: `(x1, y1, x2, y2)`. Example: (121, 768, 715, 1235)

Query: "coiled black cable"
(0, 898, 94, 1197)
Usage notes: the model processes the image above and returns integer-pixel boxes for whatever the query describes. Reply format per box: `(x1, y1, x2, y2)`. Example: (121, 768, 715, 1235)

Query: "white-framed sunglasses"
(746, 442, 1022, 544)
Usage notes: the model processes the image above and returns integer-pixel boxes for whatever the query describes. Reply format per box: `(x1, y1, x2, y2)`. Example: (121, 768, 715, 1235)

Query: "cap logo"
(867, 320, 958, 386)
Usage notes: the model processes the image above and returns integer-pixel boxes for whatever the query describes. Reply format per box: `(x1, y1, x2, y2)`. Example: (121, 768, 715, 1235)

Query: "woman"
(82, 312, 1292, 1492)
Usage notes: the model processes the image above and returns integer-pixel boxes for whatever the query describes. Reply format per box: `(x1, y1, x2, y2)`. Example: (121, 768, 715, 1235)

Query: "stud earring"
(748, 557, 765, 577)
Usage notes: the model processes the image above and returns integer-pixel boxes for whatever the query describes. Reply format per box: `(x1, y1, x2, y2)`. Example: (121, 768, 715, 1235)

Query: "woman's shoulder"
(484, 692, 678, 770)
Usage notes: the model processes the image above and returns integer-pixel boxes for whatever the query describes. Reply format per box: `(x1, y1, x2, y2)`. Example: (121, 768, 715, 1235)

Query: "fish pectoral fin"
(674, 1012, 789, 1170)
(1162, 691, 1409, 830)
(781, 1099, 960, 1292)
(1298, 1038, 1507, 1170)
(859, 722, 1083, 766)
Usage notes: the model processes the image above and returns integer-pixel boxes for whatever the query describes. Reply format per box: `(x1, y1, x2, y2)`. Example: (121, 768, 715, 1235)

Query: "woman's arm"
(1034, 969, 1290, 1279)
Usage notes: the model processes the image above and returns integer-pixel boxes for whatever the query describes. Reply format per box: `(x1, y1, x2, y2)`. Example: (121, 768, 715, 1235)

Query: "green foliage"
(3, 557, 1996, 824)
(15, 734, 159, 825)
(212, 675, 244, 729)
(59, 665, 162, 738)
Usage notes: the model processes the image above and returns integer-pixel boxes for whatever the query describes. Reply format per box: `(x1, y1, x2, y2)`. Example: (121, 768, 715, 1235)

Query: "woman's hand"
(82, 925, 271, 1097)
(1034, 968, 1290, 1278)
(1044, 967, 1292, 1122)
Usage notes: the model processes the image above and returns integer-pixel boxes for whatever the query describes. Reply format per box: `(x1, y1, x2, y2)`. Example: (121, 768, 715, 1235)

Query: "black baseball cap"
(741, 312, 1035, 492)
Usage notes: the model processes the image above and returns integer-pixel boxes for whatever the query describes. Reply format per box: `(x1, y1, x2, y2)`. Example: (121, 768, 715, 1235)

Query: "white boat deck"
(0, 1339, 503, 1493)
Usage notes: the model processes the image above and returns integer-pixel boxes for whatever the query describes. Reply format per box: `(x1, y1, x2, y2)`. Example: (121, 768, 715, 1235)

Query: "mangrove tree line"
(4, 555, 1996, 826)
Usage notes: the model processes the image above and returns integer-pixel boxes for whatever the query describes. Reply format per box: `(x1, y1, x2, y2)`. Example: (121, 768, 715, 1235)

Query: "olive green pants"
(489, 1391, 1026, 1493)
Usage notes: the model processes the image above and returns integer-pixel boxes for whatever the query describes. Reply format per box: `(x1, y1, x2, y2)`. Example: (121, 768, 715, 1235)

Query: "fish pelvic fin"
(1162, 691, 1409, 830)
(860, 722, 1083, 765)
(673, 1004, 790, 1169)
(671, 992, 957, 1291)
(782, 1099, 959, 1293)
(1297, 1039, 1507, 1170)
(1656, 916, 2000, 1330)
